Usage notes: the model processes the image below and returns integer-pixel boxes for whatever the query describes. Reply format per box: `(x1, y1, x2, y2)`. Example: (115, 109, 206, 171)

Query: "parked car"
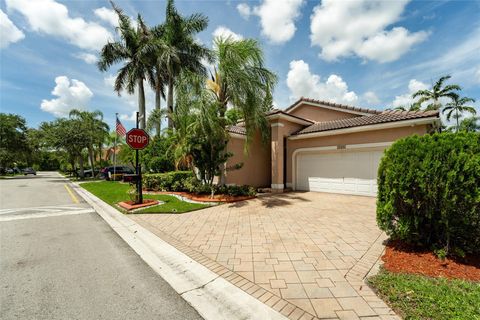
(100, 166, 135, 180)
(23, 167, 36, 175)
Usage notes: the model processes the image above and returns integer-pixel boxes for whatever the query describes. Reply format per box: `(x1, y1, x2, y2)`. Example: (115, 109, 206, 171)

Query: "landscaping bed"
(382, 241, 480, 282)
(145, 191, 255, 203)
(80, 181, 209, 214)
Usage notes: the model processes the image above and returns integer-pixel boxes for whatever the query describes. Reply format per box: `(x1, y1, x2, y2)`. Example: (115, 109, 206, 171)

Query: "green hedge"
(377, 132, 480, 255)
(143, 171, 256, 197)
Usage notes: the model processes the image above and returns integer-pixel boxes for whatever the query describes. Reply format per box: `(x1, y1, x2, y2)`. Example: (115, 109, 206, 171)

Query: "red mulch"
(145, 191, 256, 203)
(118, 199, 159, 210)
(382, 241, 480, 281)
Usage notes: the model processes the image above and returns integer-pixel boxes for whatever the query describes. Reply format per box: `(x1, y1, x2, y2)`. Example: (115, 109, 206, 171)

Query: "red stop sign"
(126, 128, 150, 150)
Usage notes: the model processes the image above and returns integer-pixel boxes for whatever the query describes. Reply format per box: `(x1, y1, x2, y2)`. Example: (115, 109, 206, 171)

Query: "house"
(225, 97, 440, 196)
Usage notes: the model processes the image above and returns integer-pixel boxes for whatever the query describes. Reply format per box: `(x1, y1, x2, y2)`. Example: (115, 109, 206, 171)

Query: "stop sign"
(126, 128, 150, 150)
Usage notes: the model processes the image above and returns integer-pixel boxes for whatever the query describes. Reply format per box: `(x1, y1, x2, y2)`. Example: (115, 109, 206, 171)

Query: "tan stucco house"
(225, 97, 440, 196)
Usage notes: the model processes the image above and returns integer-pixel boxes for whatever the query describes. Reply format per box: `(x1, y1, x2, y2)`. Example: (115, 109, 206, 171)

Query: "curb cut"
(70, 182, 287, 320)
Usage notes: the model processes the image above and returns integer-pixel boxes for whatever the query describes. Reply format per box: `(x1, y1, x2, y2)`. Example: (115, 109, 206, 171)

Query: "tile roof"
(228, 125, 246, 135)
(266, 109, 314, 123)
(285, 97, 382, 115)
(293, 110, 439, 135)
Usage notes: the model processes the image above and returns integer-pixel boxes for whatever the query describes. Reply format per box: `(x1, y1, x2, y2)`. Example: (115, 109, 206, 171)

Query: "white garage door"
(295, 150, 384, 196)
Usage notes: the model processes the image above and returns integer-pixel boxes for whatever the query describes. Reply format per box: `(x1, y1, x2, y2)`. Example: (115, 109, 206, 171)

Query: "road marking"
(64, 184, 79, 203)
(0, 205, 89, 214)
(0, 209, 94, 222)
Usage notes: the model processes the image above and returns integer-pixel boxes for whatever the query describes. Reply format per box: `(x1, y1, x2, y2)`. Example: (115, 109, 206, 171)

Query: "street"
(0, 172, 202, 320)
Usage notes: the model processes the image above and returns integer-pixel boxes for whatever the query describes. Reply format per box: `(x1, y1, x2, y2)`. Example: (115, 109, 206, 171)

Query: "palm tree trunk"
(138, 78, 146, 129)
(167, 78, 174, 130)
(456, 109, 459, 133)
(78, 154, 85, 178)
(218, 103, 228, 186)
(88, 146, 95, 177)
(155, 85, 161, 136)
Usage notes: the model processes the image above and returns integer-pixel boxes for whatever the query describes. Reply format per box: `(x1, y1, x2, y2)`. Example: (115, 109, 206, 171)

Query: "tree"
(69, 109, 109, 173)
(0, 113, 28, 168)
(412, 75, 461, 111)
(146, 107, 167, 136)
(459, 116, 480, 132)
(394, 101, 422, 112)
(152, 0, 212, 129)
(442, 95, 476, 132)
(97, 3, 157, 129)
(207, 36, 277, 184)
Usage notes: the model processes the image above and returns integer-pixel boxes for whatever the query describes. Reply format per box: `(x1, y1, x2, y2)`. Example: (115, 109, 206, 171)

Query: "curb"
(70, 182, 287, 320)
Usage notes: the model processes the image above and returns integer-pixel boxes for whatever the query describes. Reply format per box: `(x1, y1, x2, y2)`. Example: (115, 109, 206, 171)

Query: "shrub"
(194, 184, 256, 197)
(377, 132, 480, 255)
(143, 171, 194, 192)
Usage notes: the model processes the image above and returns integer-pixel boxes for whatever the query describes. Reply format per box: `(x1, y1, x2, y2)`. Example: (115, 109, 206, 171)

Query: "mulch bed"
(145, 190, 255, 203)
(118, 199, 160, 210)
(382, 241, 480, 282)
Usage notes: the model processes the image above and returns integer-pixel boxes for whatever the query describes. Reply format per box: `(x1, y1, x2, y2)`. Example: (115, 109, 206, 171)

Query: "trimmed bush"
(143, 171, 194, 192)
(377, 132, 480, 255)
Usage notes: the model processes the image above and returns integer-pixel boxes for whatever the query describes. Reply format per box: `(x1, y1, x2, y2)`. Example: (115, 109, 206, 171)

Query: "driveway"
(130, 192, 398, 320)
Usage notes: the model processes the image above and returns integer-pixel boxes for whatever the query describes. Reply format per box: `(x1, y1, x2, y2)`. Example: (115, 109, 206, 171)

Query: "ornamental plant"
(376, 132, 480, 255)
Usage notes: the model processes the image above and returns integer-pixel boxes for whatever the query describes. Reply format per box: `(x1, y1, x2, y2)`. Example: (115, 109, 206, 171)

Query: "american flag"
(116, 117, 126, 136)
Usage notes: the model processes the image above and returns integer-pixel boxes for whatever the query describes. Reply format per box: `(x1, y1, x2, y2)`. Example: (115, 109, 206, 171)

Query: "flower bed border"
(118, 199, 160, 210)
(144, 191, 256, 203)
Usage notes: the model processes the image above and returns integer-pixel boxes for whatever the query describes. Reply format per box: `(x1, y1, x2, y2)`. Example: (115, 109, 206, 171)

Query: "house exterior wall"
(287, 103, 361, 122)
(285, 124, 431, 185)
(225, 132, 271, 187)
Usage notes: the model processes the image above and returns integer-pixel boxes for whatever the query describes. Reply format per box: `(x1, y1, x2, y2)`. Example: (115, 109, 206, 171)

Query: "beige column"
(271, 122, 284, 192)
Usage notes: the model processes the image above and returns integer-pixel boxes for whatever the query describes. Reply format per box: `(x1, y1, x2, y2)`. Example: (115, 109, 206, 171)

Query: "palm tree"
(146, 107, 167, 136)
(442, 95, 476, 132)
(207, 36, 277, 184)
(152, 0, 212, 129)
(394, 101, 422, 112)
(412, 75, 461, 111)
(459, 116, 480, 132)
(97, 3, 157, 129)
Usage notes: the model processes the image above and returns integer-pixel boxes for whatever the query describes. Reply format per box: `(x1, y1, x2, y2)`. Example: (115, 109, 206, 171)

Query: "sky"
(1, 0, 479, 130)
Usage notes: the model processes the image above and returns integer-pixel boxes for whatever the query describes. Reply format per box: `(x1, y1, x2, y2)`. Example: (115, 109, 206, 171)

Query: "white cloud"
(212, 26, 243, 41)
(0, 9, 25, 48)
(475, 68, 480, 84)
(6, 0, 112, 51)
(41, 76, 93, 116)
(286, 60, 358, 105)
(363, 91, 381, 105)
(74, 52, 97, 64)
(119, 111, 137, 122)
(240, 0, 304, 44)
(310, 0, 428, 62)
(94, 7, 119, 28)
(391, 79, 429, 108)
(236, 3, 251, 20)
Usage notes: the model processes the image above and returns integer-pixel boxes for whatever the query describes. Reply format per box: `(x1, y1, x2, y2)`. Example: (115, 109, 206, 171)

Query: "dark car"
(23, 167, 37, 175)
(100, 166, 135, 180)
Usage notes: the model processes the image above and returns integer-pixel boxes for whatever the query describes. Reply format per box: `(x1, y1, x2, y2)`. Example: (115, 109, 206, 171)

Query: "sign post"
(126, 113, 150, 204)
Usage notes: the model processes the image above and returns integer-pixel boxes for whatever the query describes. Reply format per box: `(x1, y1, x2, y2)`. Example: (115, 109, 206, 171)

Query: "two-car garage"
(294, 148, 385, 197)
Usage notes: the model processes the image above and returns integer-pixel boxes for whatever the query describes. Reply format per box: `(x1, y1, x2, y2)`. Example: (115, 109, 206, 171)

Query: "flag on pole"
(116, 116, 126, 136)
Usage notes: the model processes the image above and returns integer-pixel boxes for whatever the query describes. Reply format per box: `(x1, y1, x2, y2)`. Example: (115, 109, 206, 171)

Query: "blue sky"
(1, 0, 479, 130)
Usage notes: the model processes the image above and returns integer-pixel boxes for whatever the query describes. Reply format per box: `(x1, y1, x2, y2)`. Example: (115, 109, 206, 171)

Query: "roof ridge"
(285, 97, 382, 115)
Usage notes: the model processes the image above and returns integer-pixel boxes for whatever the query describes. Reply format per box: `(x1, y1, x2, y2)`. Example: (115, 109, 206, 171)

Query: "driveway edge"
(70, 182, 287, 320)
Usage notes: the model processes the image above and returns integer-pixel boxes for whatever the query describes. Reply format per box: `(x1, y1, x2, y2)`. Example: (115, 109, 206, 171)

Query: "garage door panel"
(296, 149, 384, 196)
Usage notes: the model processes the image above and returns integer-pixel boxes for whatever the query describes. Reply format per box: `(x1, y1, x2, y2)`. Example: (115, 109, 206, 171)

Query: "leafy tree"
(97, 3, 157, 129)
(459, 116, 480, 132)
(0, 113, 28, 168)
(412, 75, 461, 111)
(442, 95, 476, 132)
(152, 0, 212, 129)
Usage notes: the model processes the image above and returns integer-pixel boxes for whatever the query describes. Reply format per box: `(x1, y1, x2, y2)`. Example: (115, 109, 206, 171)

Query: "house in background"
(226, 97, 440, 196)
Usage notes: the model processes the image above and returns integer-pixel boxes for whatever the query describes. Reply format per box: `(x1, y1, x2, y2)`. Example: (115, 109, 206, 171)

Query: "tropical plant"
(151, 0, 212, 129)
(0, 113, 29, 168)
(97, 3, 157, 129)
(412, 75, 461, 111)
(394, 101, 422, 112)
(442, 95, 476, 132)
(146, 107, 167, 136)
(459, 116, 480, 132)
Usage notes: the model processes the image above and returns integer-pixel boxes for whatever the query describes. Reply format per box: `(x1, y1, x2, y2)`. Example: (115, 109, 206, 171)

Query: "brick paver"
(129, 192, 400, 320)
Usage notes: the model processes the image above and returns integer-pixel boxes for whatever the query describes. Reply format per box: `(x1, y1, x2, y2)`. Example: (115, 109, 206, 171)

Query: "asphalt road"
(0, 172, 202, 320)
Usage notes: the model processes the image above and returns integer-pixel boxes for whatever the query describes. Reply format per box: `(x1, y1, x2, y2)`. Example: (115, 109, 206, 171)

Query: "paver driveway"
(129, 192, 399, 320)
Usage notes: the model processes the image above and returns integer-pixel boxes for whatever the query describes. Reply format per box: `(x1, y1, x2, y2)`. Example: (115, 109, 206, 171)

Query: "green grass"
(80, 181, 209, 214)
(368, 269, 480, 320)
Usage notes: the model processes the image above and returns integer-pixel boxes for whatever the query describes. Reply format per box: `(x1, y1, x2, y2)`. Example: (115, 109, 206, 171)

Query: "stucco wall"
(285, 124, 430, 184)
(288, 103, 361, 122)
(225, 133, 271, 187)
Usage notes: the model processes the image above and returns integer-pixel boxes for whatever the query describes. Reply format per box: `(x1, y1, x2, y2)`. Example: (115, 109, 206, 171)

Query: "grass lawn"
(81, 181, 209, 214)
(369, 268, 480, 320)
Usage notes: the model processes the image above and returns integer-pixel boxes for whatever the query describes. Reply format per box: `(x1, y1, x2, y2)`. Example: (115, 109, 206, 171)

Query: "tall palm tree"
(97, 3, 157, 129)
(207, 36, 277, 184)
(412, 75, 461, 111)
(146, 107, 167, 136)
(152, 0, 212, 129)
(442, 95, 476, 132)
(459, 116, 480, 132)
